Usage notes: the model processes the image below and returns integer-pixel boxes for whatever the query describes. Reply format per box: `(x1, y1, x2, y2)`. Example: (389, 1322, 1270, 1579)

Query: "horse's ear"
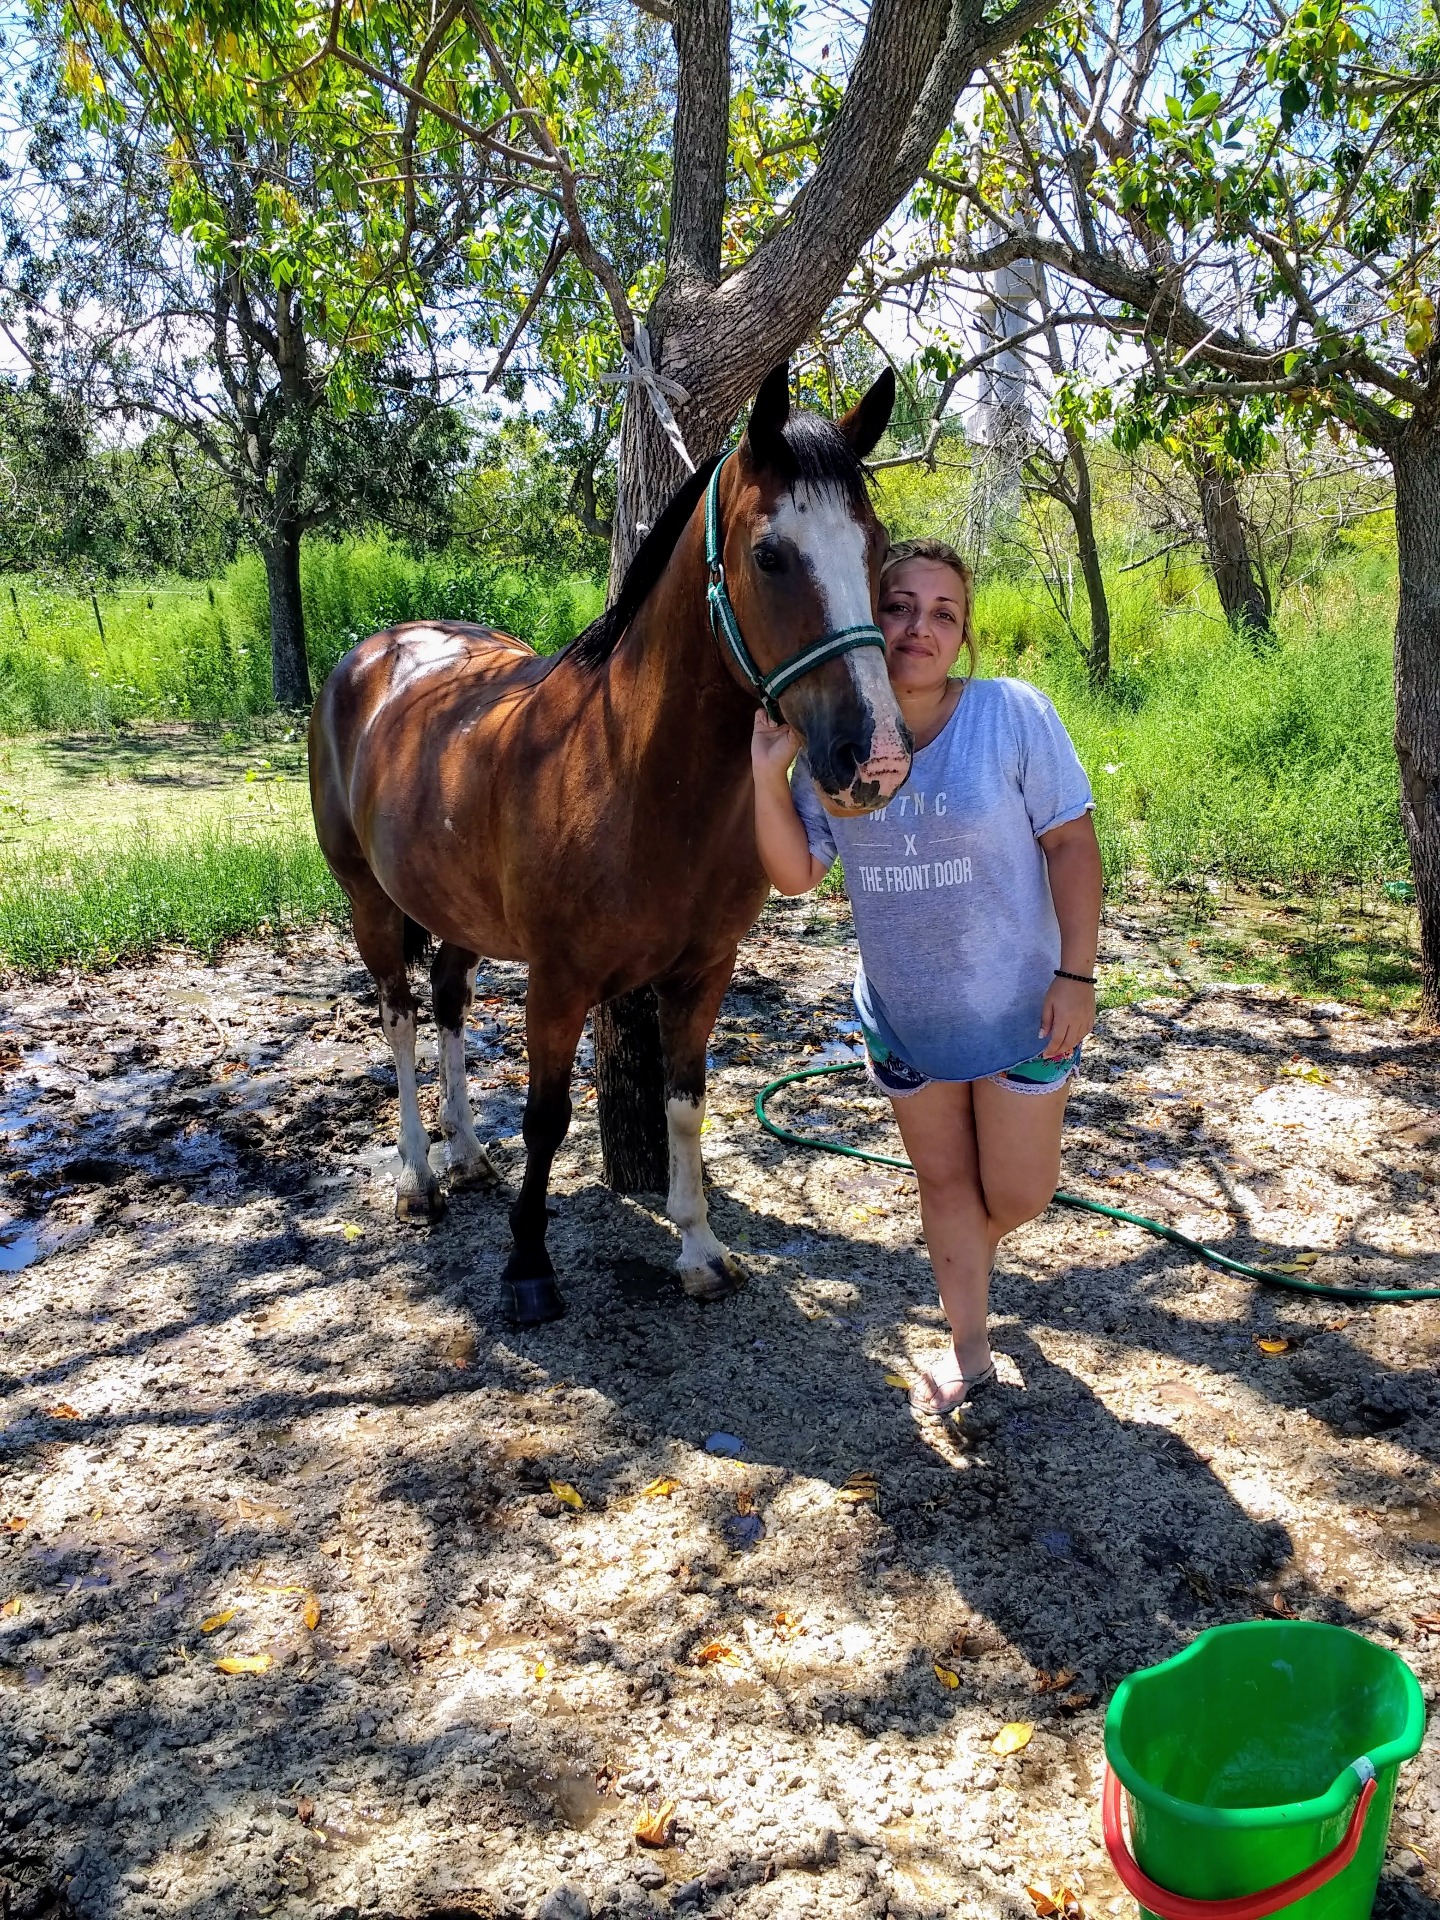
(744, 363, 791, 467)
(838, 368, 896, 460)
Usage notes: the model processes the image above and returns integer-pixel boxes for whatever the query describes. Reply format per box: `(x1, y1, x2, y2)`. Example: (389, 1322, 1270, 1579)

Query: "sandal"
(908, 1358, 998, 1418)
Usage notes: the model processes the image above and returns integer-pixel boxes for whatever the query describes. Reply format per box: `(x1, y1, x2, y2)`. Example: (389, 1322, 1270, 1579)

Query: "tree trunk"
(593, 991, 672, 1191)
(1064, 430, 1110, 688)
(1195, 456, 1272, 642)
(595, 359, 732, 1191)
(1390, 428, 1440, 1025)
(263, 519, 311, 708)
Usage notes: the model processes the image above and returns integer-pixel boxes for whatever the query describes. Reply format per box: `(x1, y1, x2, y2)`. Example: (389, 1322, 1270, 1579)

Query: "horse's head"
(717, 363, 913, 811)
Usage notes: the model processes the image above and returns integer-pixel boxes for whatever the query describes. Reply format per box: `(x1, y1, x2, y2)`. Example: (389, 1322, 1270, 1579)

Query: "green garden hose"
(755, 1059, 1440, 1304)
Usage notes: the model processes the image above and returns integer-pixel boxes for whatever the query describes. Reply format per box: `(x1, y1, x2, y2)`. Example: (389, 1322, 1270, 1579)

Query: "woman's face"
(878, 558, 969, 695)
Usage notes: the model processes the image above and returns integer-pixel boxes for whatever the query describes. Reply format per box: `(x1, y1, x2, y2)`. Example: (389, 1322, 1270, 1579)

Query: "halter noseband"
(704, 452, 885, 722)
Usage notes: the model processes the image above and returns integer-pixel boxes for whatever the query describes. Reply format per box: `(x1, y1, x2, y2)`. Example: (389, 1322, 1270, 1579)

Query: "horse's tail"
(403, 916, 434, 969)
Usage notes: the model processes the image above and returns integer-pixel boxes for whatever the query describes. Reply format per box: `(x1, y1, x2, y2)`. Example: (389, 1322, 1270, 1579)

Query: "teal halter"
(704, 453, 886, 722)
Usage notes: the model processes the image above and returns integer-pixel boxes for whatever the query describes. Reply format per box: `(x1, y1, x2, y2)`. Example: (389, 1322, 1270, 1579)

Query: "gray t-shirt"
(791, 676, 1094, 1082)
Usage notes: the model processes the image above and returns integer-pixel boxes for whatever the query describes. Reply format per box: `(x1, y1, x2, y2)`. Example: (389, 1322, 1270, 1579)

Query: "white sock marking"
(666, 1093, 728, 1275)
(382, 1001, 434, 1201)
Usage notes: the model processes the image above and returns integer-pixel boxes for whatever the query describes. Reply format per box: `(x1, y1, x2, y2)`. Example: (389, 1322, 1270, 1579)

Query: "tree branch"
(483, 226, 570, 391)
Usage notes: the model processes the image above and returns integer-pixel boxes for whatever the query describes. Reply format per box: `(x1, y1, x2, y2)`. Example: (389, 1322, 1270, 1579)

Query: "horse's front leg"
(501, 979, 587, 1328)
(655, 960, 747, 1304)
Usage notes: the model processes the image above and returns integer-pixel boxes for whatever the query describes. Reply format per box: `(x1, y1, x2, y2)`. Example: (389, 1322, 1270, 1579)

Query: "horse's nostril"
(814, 735, 868, 795)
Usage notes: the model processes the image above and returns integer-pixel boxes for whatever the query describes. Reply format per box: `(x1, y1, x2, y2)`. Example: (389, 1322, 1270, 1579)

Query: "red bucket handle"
(1103, 1763, 1377, 1920)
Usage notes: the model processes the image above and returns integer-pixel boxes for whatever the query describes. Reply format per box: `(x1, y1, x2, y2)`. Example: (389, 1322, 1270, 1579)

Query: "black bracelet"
(1054, 968, 1097, 985)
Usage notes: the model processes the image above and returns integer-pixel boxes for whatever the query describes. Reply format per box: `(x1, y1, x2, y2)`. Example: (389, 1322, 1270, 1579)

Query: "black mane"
(566, 409, 871, 671)
(567, 454, 723, 670)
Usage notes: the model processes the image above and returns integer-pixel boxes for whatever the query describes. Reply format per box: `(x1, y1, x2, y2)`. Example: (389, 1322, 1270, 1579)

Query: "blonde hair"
(880, 537, 977, 680)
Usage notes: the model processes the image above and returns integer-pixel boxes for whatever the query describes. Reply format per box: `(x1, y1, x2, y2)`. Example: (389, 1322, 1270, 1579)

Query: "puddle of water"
(228, 1496, 295, 1530)
(0, 1665, 47, 1689)
(814, 1040, 865, 1066)
(1382, 1500, 1440, 1547)
(499, 1758, 618, 1831)
(0, 1221, 42, 1272)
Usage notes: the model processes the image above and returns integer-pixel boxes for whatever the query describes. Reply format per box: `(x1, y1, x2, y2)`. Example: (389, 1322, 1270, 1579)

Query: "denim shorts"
(865, 1038, 1083, 1100)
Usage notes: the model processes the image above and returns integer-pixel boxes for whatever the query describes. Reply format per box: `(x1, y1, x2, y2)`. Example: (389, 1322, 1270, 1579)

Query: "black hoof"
(502, 1274, 567, 1327)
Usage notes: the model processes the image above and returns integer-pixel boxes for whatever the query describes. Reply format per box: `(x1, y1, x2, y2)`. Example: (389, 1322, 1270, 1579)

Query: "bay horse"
(308, 363, 913, 1327)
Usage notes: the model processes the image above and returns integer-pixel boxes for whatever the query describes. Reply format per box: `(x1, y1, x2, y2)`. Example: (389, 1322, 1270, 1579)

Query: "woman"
(752, 537, 1102, 1415)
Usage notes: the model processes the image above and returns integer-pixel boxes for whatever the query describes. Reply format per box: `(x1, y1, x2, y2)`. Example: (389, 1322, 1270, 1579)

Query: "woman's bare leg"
(888, 1082, 993, 1397)
(890, 1074, 1071, 1411)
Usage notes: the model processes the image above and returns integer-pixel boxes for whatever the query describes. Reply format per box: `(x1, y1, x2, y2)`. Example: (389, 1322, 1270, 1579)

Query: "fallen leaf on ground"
(0, 1596, 20, 1617)
(1280, 1059, 1330, 1083)
(735, 1487, 755, 1515)
(549, 1480, 584, 1511)
(883, 1373, 910, 1390)
(302, 1592, 321, 1631)
(1256, 1337, 1292, 1354)
(1058, 1689, 1097, 1713)
(1411, 1613, 1440, 1634)
(640, 1477, 679, 1498)
(933, 1661, 960, 1689)
(200, 1608, 237, 1634)
(43, 1404, 82, 1420)
(296, 1797, 316, 1825)
(1026, 1881, 1085, 1918)
(694, 1641, 740, 1666)
(2, 1518, 26, 1534)
(838, 1470, 880, 1507)
(533, 1661, 547, 1681)
(1032, 1668, 1078, 1694)
(772, 1611, 803, 1639)
(341, 1223, 364, 1241)
(633, 1799, 677, 1848)
(1264, 1593, 1298, 1619)
(215, 1653, 272, 1674)
(991, 1722, 1034, 1756)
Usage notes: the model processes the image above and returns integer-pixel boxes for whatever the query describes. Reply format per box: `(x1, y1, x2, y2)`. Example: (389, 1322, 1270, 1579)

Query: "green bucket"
(1104, 1622, 1426, 1920)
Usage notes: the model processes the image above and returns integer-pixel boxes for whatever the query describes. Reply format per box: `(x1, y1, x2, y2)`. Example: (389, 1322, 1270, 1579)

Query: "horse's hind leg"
(655, 958, 746, 1303)
(431, 942, 500, 1189)
(349, 884, 443, 1225)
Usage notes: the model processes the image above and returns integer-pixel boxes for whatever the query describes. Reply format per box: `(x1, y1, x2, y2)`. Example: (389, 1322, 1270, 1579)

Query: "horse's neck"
(607, 527, 756, 794)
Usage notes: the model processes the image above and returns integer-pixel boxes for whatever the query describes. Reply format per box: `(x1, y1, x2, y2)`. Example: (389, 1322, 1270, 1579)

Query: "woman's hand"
(751, 708, 802, 781)
(1039, 976, 1096, 1060)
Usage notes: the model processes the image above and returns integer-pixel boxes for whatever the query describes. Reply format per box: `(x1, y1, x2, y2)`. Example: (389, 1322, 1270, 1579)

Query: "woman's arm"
(751, 712, 831, 896)
(1037, 811, 1103, 1058)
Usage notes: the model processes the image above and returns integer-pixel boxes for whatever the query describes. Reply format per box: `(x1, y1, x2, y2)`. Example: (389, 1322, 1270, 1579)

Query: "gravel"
(0, 899, 1437, 1920)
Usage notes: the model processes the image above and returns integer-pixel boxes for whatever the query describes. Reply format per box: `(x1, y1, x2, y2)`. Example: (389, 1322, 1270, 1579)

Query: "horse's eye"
(753, 543, 785, 574)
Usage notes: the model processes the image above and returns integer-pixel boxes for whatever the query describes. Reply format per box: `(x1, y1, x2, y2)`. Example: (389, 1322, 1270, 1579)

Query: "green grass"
(0, 824, 346, 972)
(0, 534, 604, 732)
(0, 523, 1419, 1004)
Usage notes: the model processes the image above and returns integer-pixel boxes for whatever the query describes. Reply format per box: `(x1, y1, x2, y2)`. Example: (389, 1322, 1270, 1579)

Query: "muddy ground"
(1, 897, 1438, 1920)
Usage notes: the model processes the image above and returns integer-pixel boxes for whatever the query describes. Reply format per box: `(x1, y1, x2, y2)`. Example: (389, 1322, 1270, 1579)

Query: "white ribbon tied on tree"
(601, 323, 697, 476)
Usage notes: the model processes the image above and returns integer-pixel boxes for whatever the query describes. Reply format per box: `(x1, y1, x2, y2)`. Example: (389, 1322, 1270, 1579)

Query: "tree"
(874, 0, 1440, 1019)
(4, 9, 480, 703)
(0, 378, 242, 578)
(192, 0, 1062, 1187)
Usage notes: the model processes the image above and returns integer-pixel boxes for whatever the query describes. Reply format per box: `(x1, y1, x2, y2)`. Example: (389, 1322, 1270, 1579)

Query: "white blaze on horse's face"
(767, 484, 911, 810)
